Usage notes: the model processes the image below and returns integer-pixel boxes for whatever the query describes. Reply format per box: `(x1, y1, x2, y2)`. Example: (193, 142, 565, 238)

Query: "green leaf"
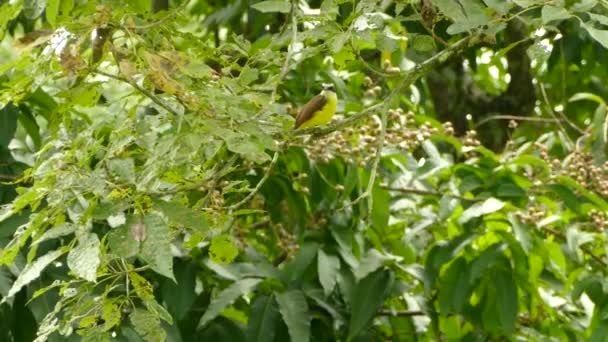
(23, 0, 46, 19)
(348, 270, 393, 340)
(139, 212, 175, 281)
(569, 92, 606, 105)
(482, 0, 513, 15)
(107, 158, 136, 184)
(588, 13, 608, 26)
(582, 23, 608, 49)
(226, 135, 270, 163)
(247, 295, 280, 342)
(317, 249, 340, 296)
(457, 198, 505, 224)
(251, 0, 290, 13)
(153, 199, 209, 233)
(438, 257, 471, 314)
(197, 278, 262, 329)
(66, 232, 100, 282)
(239, 66, 259, 86)
(545, 240, 567, 277)
(437, 0, 491, 34)
(209, 234, 239, 264)
(0, 103, 18, 148)
(283, 242, 319, 282)
(495, 267, 517, 334)
(17, 107, 41, 150)
(541, 5, 571, 24)
(2, 247, 67, 303)
(410, 34, 435, 52)
(590, 320, 608, 342)
(353, 249, 391, 281)
(160, 260, 196, 321)
(32, 223, 76, 245)
(130, 308, 166, 342)
(371, 185, 390, 232)
(108, 218, 139, 258)
(469, 243, 505, 283)
(46, 0, 59, 26)
(440, 315, 462, 340)
(276, 290, 310, 342)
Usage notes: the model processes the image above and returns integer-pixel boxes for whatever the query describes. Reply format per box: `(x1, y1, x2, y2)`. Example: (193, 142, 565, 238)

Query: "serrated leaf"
(197, 278, 262, 329)
(239, 66, 259, 86)
(3, 247, 67, 303)
(143, 297, 173, 324)
(247, 295, 280, 342)
(276, 290, 310, 342)
(67, 232, 100, 282)
(317, 250, 340, 296)
(251, 0, 290, 13)
(209, 234, 239, 264)
(226, 135, 270, 163)
(153, 199, 208, 233)
(458, 198, 505, 224)
(107, 216, 139, 258)
(130, 308, 166, 342)
(107, 158, 136, 184)
(348, 270, 393, 340)
(139, 212, 175, 281)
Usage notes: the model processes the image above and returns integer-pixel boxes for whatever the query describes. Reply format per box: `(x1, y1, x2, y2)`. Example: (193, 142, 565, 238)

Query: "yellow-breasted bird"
(294, 83, 338, 129)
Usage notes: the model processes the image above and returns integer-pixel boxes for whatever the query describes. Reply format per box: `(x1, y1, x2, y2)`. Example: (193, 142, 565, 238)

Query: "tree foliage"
(2, 0, 608, 341)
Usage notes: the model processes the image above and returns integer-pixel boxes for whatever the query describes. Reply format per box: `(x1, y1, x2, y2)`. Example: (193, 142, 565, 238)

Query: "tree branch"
(229, 150, 280, 210)
(377, 309, 427, 317)
(288, 33, 484, 138)
(381, 185, 478, 202)
(92, 69, 181, 117)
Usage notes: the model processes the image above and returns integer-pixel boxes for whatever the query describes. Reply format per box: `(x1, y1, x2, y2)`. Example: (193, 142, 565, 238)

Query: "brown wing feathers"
(294, 95, 328, 128)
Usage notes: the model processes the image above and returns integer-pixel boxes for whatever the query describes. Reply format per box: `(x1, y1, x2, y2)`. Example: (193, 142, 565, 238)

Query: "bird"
(294, 83, 338, 129)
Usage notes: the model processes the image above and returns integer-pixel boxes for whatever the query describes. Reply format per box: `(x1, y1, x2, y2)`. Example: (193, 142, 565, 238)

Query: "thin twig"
(539, 83, 585, 135)
(163, 154, 238, 195)
(250, 219, 271, 230)
(0, 174, 19, 181)
(540, 226, 606, 267)
(381, 185, 478, 202)
(133, 1, 189, 30)
(92, 69, 181, 117)
(229, 150, 280, 210)
(475, 114, 562, 128)
(377, 309, 427, 317)
(271, 1, 298, 103)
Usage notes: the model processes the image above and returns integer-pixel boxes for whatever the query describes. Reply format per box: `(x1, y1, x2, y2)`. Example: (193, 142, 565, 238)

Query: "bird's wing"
(295, 94, 328, 128)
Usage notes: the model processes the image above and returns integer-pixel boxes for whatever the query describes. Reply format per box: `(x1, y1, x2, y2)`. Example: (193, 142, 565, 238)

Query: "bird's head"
(321, 83, 336, 96)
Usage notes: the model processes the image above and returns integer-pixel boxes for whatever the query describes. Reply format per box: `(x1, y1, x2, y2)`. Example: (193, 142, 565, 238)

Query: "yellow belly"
(298, 93, 337, 129)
